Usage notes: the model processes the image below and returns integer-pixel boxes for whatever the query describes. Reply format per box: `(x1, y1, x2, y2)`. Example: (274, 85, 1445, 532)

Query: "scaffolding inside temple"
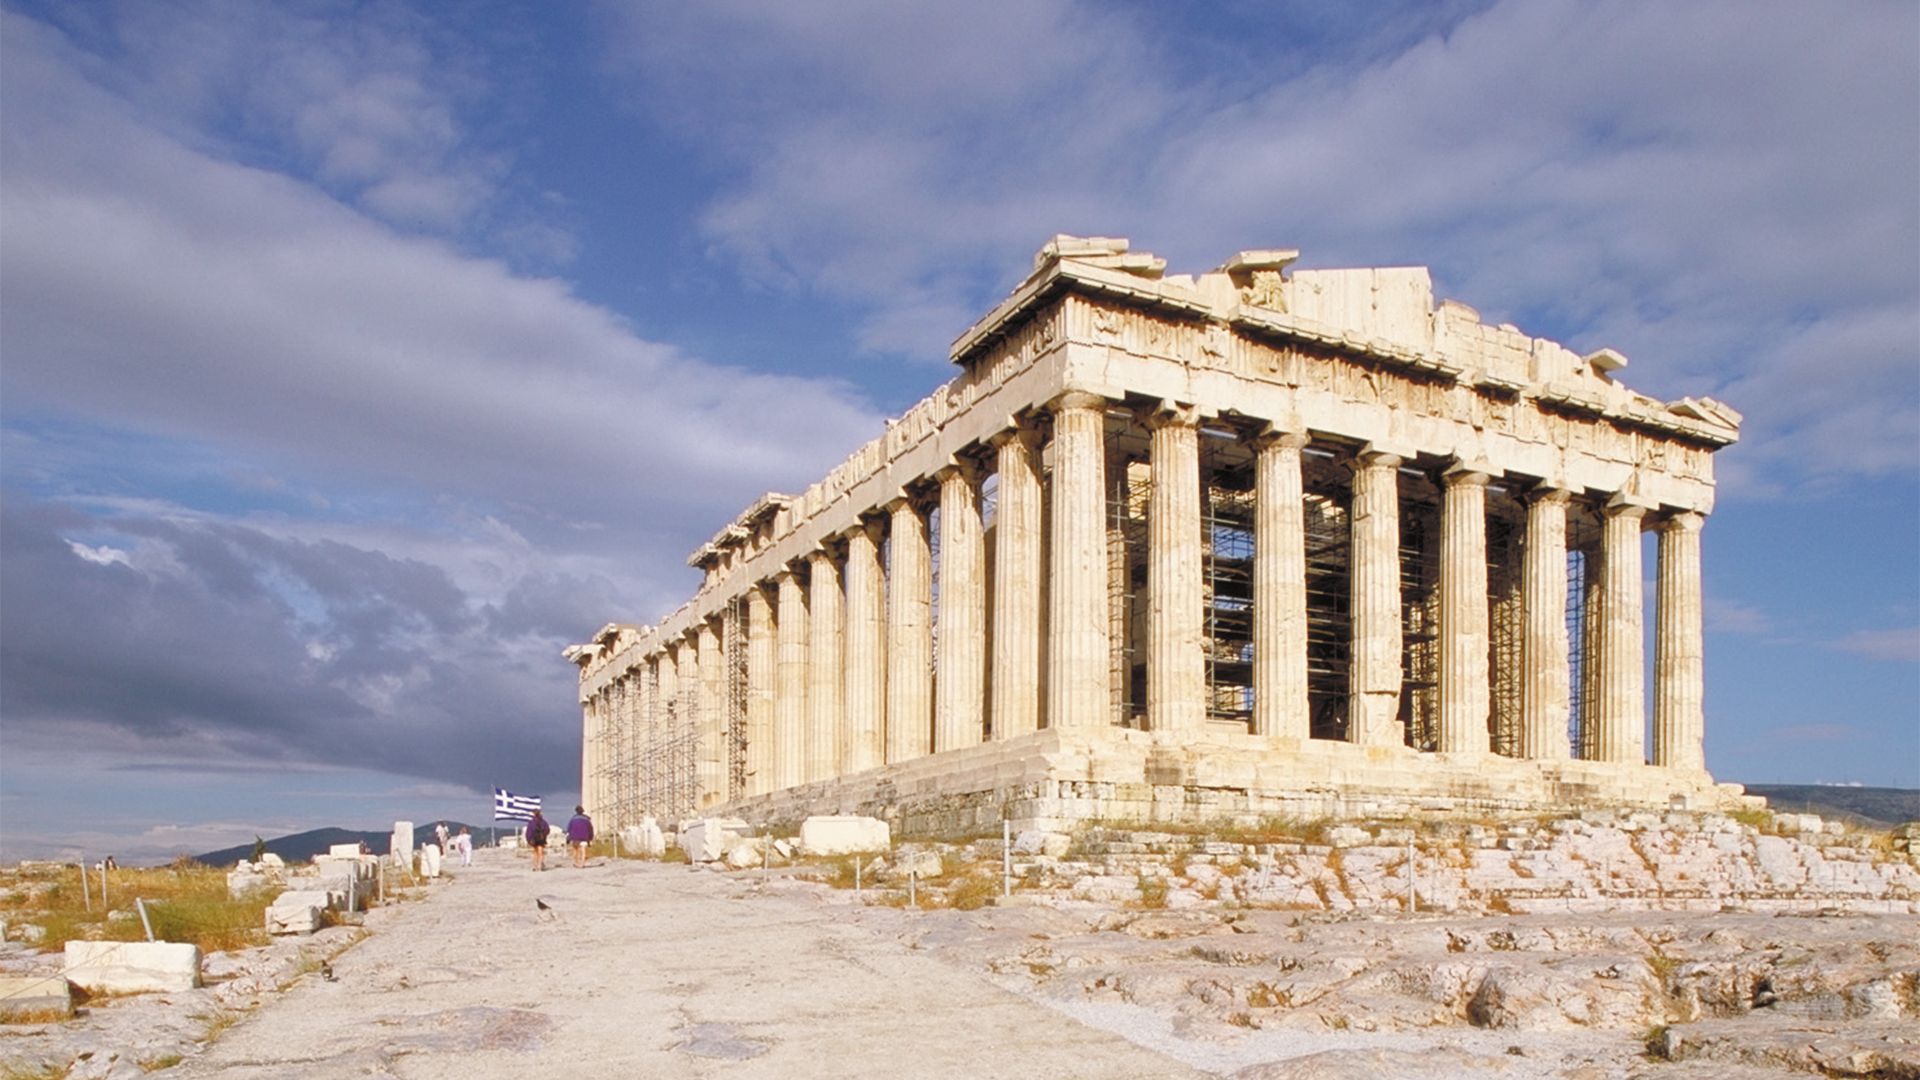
(1202, 430, 1255, 726)
(1399, 484, 1442, 750)
(1107, 456, 1151, 726)
(724, 595, 749, 800)
(1566, 542, 1595, 758)
(1302, 451, 1353, 741)
(1487, 506, 1526, 756)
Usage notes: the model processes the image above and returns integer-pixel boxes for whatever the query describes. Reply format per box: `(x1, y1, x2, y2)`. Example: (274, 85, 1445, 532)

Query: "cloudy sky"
(2, 1, 1915, 863)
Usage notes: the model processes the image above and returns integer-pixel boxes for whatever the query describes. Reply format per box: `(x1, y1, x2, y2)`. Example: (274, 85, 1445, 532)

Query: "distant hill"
(194, 820, 491, 866)
(1744, 785, 1919, 827)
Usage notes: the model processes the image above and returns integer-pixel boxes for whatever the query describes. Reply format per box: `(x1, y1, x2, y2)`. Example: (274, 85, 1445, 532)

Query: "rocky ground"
(2, 815, 1915, 1079)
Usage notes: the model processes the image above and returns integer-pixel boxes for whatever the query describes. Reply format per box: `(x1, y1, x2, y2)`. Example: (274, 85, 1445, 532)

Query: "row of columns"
(607, 391, 1708, 808)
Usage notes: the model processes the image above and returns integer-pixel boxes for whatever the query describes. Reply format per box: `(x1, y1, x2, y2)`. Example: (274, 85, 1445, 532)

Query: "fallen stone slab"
(266, 890, 332, 935)
(0, 974, 74, 1019)
(681, 819, 729, 863)
(63, 941, 202, 993)
(799, 815, 890, 856)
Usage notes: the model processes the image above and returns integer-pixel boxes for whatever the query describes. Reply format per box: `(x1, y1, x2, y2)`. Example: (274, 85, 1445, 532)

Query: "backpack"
(526, 818, 549, 844)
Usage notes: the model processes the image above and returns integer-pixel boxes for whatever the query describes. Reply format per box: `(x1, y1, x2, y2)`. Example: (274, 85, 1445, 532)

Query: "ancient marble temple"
(566, 237, 1746, 834)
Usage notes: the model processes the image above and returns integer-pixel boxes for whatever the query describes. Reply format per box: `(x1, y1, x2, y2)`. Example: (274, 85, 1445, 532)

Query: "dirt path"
(174, 849, 1206, 1079)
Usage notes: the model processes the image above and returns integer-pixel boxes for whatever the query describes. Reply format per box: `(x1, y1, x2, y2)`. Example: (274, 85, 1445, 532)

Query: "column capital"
(1524, 483, 1575, 507)
(839, 514, 886, 544)
(1603, 497, 1652, 521)
(988, 423, 1043, 451)
(934, 458, 984, 485)
(1443, 459, 1500, 485)
(1661, 510, 1705, 533)
(1606, 488, 1658, 514)
(807, 546, 838, 567)
(882, 487, 931, 515)
(1146, 400, 1202, 429)
(1249, 426, 1310, 452)
(1048, 389, 1109, 414)
(1352, 445, 1405, 471)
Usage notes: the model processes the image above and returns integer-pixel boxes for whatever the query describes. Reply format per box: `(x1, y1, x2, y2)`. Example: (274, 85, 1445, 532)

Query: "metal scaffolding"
(1302, 454, 1353, 742)
(1107, 457, 1150, 726)
(1566, 545, 1593, 758)
(1202, 476, 1255, 726)
(1398, 487, 1442, 751)
(1487, 509, 1525, 756)
(724, 596, 749, 800)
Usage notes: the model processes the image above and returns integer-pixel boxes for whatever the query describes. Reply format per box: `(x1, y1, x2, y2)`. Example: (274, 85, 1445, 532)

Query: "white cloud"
(1, 10, 883, 556)
(66, 540, 131, 568)
(603, 0, 1919, 490)
(1832, 627, 1920, 664)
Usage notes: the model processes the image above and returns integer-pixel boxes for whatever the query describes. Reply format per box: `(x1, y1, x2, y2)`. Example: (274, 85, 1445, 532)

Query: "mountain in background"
(1744, 785, 1918, 827)
(193, 820, 496, 866)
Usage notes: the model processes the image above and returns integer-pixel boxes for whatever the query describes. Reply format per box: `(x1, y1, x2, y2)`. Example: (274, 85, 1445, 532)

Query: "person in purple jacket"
(565, 805, 594, 868)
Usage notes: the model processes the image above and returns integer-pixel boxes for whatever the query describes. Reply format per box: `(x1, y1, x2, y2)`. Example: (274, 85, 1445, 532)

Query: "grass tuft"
(0, 863, 273, 954)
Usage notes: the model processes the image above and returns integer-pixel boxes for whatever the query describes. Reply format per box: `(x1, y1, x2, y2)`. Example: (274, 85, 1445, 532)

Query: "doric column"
(580, 692, 596, 818)
(842, 519, 887, 773)
(935, 462, 986, 751)
(806, 548, 844, 782)
(1437, 464, 1493, 754)
(744, 586, 776, 795)
(1253, 430, 1310, 738)
(1591, 500, 1648, 764)
(885, 496, 933, 761)
(1520, 488, 1572, 760)
(990, 426, 1043, 740)
(1147, 404, 1205, 734)
(1048, 392, 1111, 727)
(1348, 448, 1403, 746)
(656, 647, 679, 736)
(1654, 511, 1706, 771)
(774, 569, 810, 789)
(696, 621, 725, 807)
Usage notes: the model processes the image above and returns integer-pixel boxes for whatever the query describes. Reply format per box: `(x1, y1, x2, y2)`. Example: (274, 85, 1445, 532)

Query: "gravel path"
(174, 849, 1206, 1079)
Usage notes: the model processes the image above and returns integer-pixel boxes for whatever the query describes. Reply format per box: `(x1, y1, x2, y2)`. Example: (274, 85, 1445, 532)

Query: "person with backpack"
(525, 810, 551, 871)
(566, 805, 594, 868)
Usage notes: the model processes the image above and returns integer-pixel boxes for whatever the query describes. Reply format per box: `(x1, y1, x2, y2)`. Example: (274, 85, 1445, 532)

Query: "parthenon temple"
(566, 236, 1747, 834)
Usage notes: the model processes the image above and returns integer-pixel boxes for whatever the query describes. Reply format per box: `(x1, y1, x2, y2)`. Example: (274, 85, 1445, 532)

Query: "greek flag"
(493, 788, 541, 822)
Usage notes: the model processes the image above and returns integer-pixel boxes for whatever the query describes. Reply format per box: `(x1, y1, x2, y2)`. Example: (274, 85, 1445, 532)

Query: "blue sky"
(1, 0, 1914, 863)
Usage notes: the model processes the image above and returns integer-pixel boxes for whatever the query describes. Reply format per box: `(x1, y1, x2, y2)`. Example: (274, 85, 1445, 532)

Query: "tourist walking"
(567, 806, 594, 868)
(453, 827, 473, 866)
(435, 821, 450, 855)
(525, 810, 551, 871)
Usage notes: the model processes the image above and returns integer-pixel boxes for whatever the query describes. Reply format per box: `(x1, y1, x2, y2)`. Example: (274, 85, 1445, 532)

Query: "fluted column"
(1654, 511, 1706, 771)
(1520, 488, 1572, 760)
(806, 549, 843, 781)
(744, 586, 776, 795)
(774, 569, 809, 789)
(1147, 405, 1205, 734)
(1437, 464, 1493, 754)
(1048, 392, 1111, 727)
(990, 427, 1043, 740)
(935, 463, 986, 751)
(657, 646, 679, 735)
(842, 519, 887, 773)
(696, 622, 725, 807)
(1252, 430, 1310, 738)
(885, 496, 933, 761)
(1348, 449, 1403, 746)
(580, 693, 595, 818)
(1591, 500, 1648, 764)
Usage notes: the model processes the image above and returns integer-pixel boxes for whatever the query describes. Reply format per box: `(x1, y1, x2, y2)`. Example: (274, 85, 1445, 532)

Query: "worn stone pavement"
(174, 849, 1206, 1079)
